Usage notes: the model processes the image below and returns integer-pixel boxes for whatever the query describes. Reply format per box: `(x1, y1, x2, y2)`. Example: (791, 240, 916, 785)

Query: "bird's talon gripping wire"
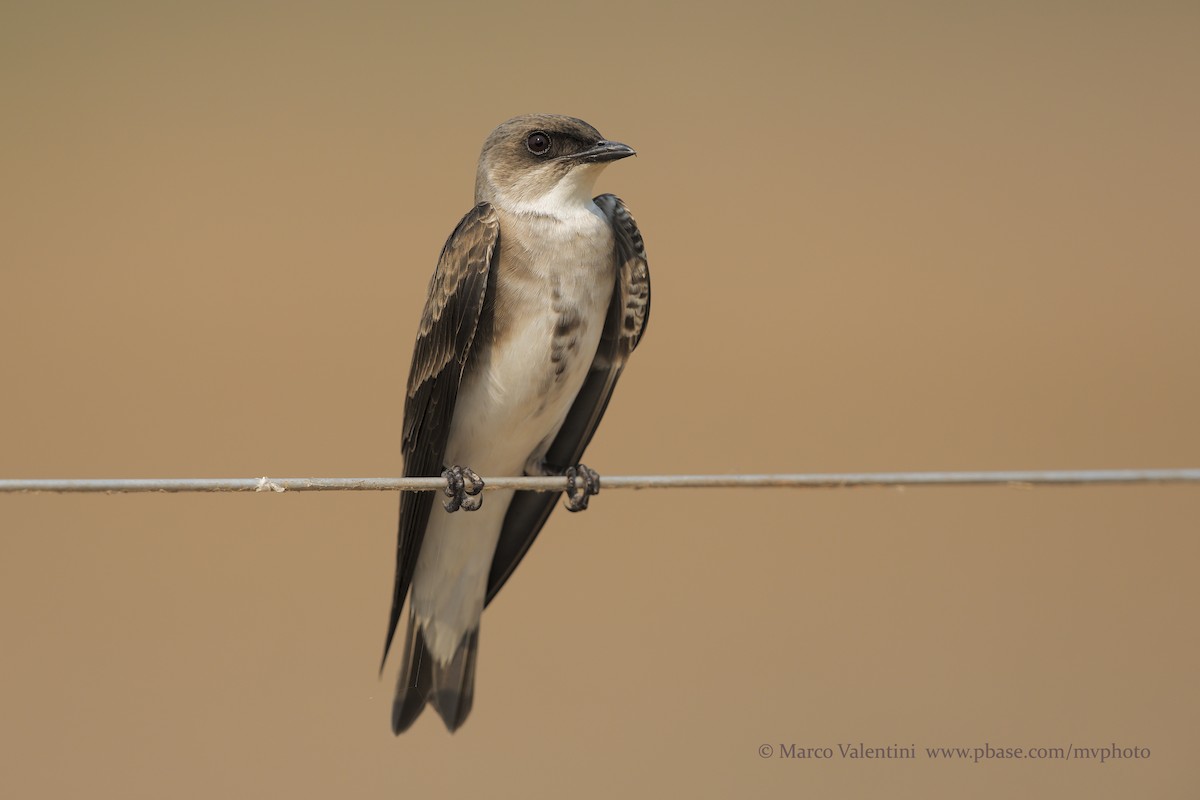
(563, 464, 600, 512)
(442, 466, 484, 512)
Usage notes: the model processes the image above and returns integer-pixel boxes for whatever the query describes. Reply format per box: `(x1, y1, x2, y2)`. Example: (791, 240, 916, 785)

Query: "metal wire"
(1, 469, 1198, 494)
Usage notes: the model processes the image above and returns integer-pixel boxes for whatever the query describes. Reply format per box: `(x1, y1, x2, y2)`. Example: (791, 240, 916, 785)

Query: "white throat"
(492, 164, 606, 221)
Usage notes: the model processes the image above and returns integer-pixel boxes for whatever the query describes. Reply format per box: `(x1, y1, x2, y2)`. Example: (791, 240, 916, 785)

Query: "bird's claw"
(563, 464, 600, 512)
(442, 466, 484, 512)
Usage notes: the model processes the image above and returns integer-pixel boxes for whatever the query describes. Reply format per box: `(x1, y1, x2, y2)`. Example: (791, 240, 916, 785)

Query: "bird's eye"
(526, 131, 551, 156)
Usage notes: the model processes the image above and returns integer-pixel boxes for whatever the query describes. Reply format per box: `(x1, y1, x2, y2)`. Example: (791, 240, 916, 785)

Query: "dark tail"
(392, 613, 479, 734)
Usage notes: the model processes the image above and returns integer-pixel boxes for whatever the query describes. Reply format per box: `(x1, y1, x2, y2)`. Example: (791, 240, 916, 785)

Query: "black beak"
(570, 140, 636, 164)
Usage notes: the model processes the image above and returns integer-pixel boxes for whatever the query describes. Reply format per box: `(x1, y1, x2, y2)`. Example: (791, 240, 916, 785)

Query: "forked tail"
(392, 613, 479, 734)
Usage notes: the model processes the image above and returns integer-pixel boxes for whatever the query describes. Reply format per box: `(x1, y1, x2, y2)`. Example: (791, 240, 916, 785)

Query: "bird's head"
(474, 114, 635, 216)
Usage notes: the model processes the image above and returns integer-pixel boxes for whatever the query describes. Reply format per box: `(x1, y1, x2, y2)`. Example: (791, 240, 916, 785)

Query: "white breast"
(447, 204, 614, 476)
(410, 203, 615, 663)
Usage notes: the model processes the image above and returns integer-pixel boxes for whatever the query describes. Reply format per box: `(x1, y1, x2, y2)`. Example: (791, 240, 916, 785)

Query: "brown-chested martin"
(384, 115, 650, 733)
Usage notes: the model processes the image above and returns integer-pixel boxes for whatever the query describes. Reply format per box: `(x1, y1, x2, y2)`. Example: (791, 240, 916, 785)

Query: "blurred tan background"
(2, 1, 1198, 797)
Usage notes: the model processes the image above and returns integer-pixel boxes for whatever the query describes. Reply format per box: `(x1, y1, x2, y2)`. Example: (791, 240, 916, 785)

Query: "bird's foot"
(563, 464, 600, 512)
(441, 466, 484, 512)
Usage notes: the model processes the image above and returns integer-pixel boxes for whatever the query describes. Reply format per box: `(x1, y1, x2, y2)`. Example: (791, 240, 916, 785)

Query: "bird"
(383, 115, 651, 733)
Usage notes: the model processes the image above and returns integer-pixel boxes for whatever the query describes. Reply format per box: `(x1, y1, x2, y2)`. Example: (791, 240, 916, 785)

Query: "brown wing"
(382, 203, 500, 665)
(485, 193, 650, 604)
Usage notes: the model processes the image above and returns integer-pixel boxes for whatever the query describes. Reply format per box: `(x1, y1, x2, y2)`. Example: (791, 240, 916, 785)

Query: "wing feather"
(383, 203, 499, 665)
